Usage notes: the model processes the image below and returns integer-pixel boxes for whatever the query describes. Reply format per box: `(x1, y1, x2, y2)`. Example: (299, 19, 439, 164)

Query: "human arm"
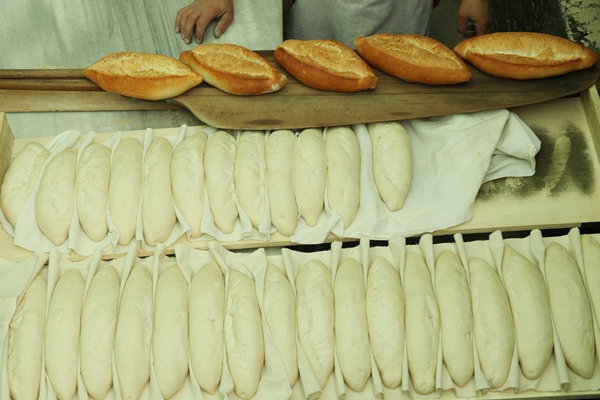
(176, 0, 234, 44)
(457, 0, 490, 38)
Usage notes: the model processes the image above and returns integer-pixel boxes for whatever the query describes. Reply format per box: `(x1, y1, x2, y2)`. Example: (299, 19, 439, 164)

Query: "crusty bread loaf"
(84, 52, 203, 100)
(355, 34, 471, 85)
(453, 32, 598, 80)
(274, 39, 378, 92)
(180, 44, 287, 95)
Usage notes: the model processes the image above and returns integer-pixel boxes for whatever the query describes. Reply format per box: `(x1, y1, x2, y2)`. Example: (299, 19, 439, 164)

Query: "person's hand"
(457, 0, 490, 38)
(176, 0, 234, 44)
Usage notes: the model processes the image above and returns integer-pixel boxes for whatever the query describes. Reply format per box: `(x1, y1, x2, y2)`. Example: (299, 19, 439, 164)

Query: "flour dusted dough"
(296, 259, 334, 389)
(435, 250, 473, 387)
(153, 265, 189, 398)
(189, 261, 225, 394)
(404, 252, 440, 395)
(264, 264, 298, 387)
(7, 275, 46, 400)
(367, 122, 412, 211)
(293, 129, 327, 227)
(109, 138, 143, 246)
(45, 268, 85, 400)
(225, 269, 264, 399)
(501, 245, 553, 380)
(334, 258, 371, 392)
(35, 149, 78, 246)
(76, 143, 111, 242)
(1, 142, 49, 227)
(235, 131, 267, 229)
(115, 266, 153, 400)
(266, 130, 298, 236)
(80, 265, 120, 400)
(172, 131, 208, 238)
(582, 235, 600, 328)
(325, 126, 360, 228)
(366, 256, 404, 389)
(205, 130, 238, 234)
(545, 242, 595, 379)
(469, 257, 514, 389)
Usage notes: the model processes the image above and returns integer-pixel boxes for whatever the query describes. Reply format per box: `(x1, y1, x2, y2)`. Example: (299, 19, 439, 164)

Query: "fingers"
(214, 10, 233, 38)
(457, 0, 490, 39)
(175, 0, 234, 44)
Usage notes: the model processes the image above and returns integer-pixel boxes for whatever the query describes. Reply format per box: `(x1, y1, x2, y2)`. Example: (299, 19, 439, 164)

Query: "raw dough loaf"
(1, 142, 49, 227)
(469, 257, 515, 389)
(80, 265, 120, 400)
(142, 137, 176, 246)
(172, 131, 208, 238)
(404, 252, 440, 395)
(502, 245, 553, 380)
(545, 242, 595, 379)
(366, 256, 404, 389)
(45, 268, 85, 400)
(325, 126, 360, 228)
(434, 250, 474, 387)
(263, 264, 298, 387)
(296, 259, 334, 389)
(225, 269, 264, 399)
(266, 130, 298, 236)
(76, 143, 111, 241)
(582, 235, 600, 328)
(334, 258, 371, 392)
(235, 131, 267, 229)
(293, 129, 327, 227)
(153, 265, 189, 398)
(109, 138, 143, 246)
(205, 131, 238, 234)
(35, 148, 78, 246)
(115, 266, 154, 400)
(7, 275, 47, 400)
(189, 261, 225, 394)
(368, 122, 412, 211)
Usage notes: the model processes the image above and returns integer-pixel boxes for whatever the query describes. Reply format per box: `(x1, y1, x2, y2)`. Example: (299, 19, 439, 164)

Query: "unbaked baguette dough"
(296, 259, 335, 389)
(293, 129, 327, 227)
(205, 130, 238, 234)
(366, 256, 404, 389)
(172, 131, 208, 238)
(263, 264, 298, 387)
(7, 275, 47, 400)
(153, 265, 189, 399)
(334, 258, 371, 392)
(80, 265, 120, 400)
(142, 137, 176, 246)
(109, 138, 143, 246)
(545, 242, 595, 379)
(235, 131, 267, 229)
(501, 245, 553, 380)
(469, 257, 514, 389)
(404, 252, 440, 395)
(582, 235, 600, 328)
(325, 126, 360, 228)
(35, 148, 78, 246)
(189, 261, 225, 394)
(266, 130, 298, 236)
(367, 122, 412, 211)
(225, 269, 264, 399)
(115, 266, 153, 400)
(1, 142, 49, 228)
(434, 250, 474, 387)
(76, 143, 111, 242)
(45, 268, 85, 400)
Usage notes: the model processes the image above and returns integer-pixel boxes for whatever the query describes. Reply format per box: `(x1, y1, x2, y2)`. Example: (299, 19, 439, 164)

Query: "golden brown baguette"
(274, 39, 378, 92)
(84, 52, 203, 100)
(180, 44, 287, 95)
(354, 34, 471, 85)
(453, 32, 598, 80)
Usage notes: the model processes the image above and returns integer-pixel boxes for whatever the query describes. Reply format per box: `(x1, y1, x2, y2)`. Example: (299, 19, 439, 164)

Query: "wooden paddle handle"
(0, 69, 85, 79)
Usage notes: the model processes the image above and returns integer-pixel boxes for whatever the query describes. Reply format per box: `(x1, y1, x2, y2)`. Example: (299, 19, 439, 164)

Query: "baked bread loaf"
(84, 52, 203, 100)
(355, 34, 471, 85)
(274, 39, 378, 92)
(180, 44, 287, 95)
(453, 32, 598, 80)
